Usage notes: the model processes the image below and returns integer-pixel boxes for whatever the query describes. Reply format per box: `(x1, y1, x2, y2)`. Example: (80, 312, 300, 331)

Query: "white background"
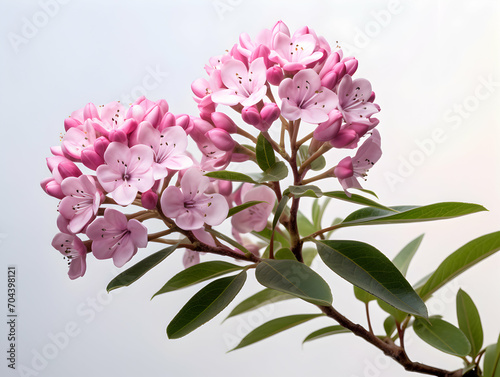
(1, 1, 500, 376)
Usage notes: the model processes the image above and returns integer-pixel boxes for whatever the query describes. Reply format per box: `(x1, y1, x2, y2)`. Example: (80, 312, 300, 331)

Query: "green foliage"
(456, 289, 483, 358)
(256, 133, 276, 171)
(227, 201, 264, 218)
(303, 325, 350, 344)
(225, 288, 296, 320)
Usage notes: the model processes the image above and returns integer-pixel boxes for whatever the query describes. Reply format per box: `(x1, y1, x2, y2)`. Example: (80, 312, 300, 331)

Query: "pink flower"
(41, 156, 82, 199)
(137, 123, 193, 179)
(61, 120, 97, 161)
(337, 75, 380, 126)
(160, 168, 229, 231)
(52, 233, 87, 279)
(211, 58, 267, 107)
(96, 142, 155, 206)
(231, 184, 276, 233)
(278, 69, 338, 123)
(269, 31, 324, 71)
(58, 175, 103, 234)
(334, 130, 382, 195)
(86, 208, 148, 267)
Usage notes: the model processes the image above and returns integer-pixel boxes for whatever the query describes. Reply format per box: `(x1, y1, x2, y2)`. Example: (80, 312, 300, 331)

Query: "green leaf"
(254, 161, 289, 183)
(302, 247, 318, 267)
(273, 196, 289, 230)
(152, 261, 244, 298)
(256, 133, 276, 171)
(322, 191, 396, 212)
(483, 337, 500, 377)
(456, 289, 483, 358)
(310, 155, 326, 171)
(227, 201, 264, 218)
(252, 228, 290, 249)
(230, 314, 324, 351)
(392, 234, 424, 276)
(167, 271, 247, 339)
(383, 316, 397, 337)
(298, 210, 316, 237)
(275, 248, 297, 261)
(312, 197, 332, 230)
(315, 240, 428, 318)
(418, 231, 500, 301)
(413, 317, 471, 357)
(225, 288, 296, 320)
(255, 259, 333, 306)
(353, 286, 376, 304)
(205, 170, 257, 183)
(377, 298, 408, 324)
(286, 185, 323, 198)
(303, 325, 350, 344)
(296, 144, 326, 171)
(106, 244, 178, 292)
(340, 202, 486, 228)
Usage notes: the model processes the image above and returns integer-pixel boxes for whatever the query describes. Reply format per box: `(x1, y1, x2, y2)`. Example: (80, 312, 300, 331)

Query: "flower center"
(184, 200, 196, 209)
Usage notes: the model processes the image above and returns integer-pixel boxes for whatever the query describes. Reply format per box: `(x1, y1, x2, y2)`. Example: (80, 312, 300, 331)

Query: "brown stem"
(365, 302, 374, 334)
(319, 305, 462, 377)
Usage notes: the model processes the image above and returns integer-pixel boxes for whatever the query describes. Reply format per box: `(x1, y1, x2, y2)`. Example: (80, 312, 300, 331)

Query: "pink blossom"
(41, 156, 82, 199)
(231, 184, 276, 233)
(269, 31, 324, 71)
(96, 142, 155, 206)
(86, 208, 148, 267)
(52, 233, 87, 279)
(58, 175, 103, 234)
(61, 120, 98, 161)
(136, 123, 192, 179)
(334, 130, 382, 195)
(211, 58, 267, 107)
(160, 168, 229, 230)
(278, 69, 338, 123)
(337, 75, 380, 126)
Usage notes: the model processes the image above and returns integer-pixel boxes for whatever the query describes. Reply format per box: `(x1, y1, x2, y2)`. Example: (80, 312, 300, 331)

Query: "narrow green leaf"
(230, 314, 324, 351)
(275, 248, 296, 260)
(227, 201, 264, 218)
(225, 288, 296, 320)
(456, 289, 483, 358)
(483, 337, 500, 377)
(286, 185, 323, 198)
(303, 325, 350, 344)
(273, 196, 289, 230)
(167, 271, 247, 339)
(392, 234, 424, 276)
(106, 244, 178, 292)
(413, 317, 471, 357)
(205, 170, 257, 183)
(316, 240, 428, 318)
(255, 259, 333, 306)
(252, 228, 290, 248)
(152, 261, 244, 298)
(205, 228, 250, 255)
(312, 197, 331, 231)
(340, 202, 486, 228)
(418, 231, 500, 301)
(256, 133, 276, 171)
(323, 191, 396, 212)
(254, 161, 289, 182)
(298, 210, 316, 237)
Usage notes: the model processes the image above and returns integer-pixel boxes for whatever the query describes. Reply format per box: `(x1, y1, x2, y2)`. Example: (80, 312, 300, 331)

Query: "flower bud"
(218, 180, 233, 197)
(191, 78, 210, 98)
(83, 103, 99, 120)
(241, 106, 261, 126)
(260, 103, 280, 125)
(109, 129, 128, 143)
(176, 114, 194, 134)
(266, 66, 284, 86)
(342, 57, 358, 76)
(58, 161, 82, 179)
(314, 110, 342, 141)
(211, 112, 238, 133)
(206, 128, 236, 151)
(158, 112, 176, 130)
(320, 71, 339, 90)
(250, 45, 271, 68)
(81, 150, 103, 170)
(330, 129, 359, 149)
(333, 156, 354, 179)
(141, 190, 158, 210)
(64, 117, 80, 131)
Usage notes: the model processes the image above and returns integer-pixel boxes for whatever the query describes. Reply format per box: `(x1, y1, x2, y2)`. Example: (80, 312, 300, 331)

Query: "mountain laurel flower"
(211, 58, 267, 107)
(58, 175, 104, 234)
(96, 142, 155, 206)
(278, 69, 338, 124)
(86, 208, 148, 267)
(51, 233, 87, 279)
(334, 130, 382, 196)
(160, 168, 229, 230)
(231, 184, 276, 233)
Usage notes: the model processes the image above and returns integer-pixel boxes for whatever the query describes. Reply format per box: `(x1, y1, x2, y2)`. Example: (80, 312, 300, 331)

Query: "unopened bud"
(206, 128, 236, 151)
(211, 112, 237, 133)
(266, 66, 284, 86)
(141, 190, 158, 210)
(241, 106, 261, 126)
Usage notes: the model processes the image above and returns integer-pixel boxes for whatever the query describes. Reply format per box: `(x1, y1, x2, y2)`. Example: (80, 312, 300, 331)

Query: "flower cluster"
(42, 21, 382, 280)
